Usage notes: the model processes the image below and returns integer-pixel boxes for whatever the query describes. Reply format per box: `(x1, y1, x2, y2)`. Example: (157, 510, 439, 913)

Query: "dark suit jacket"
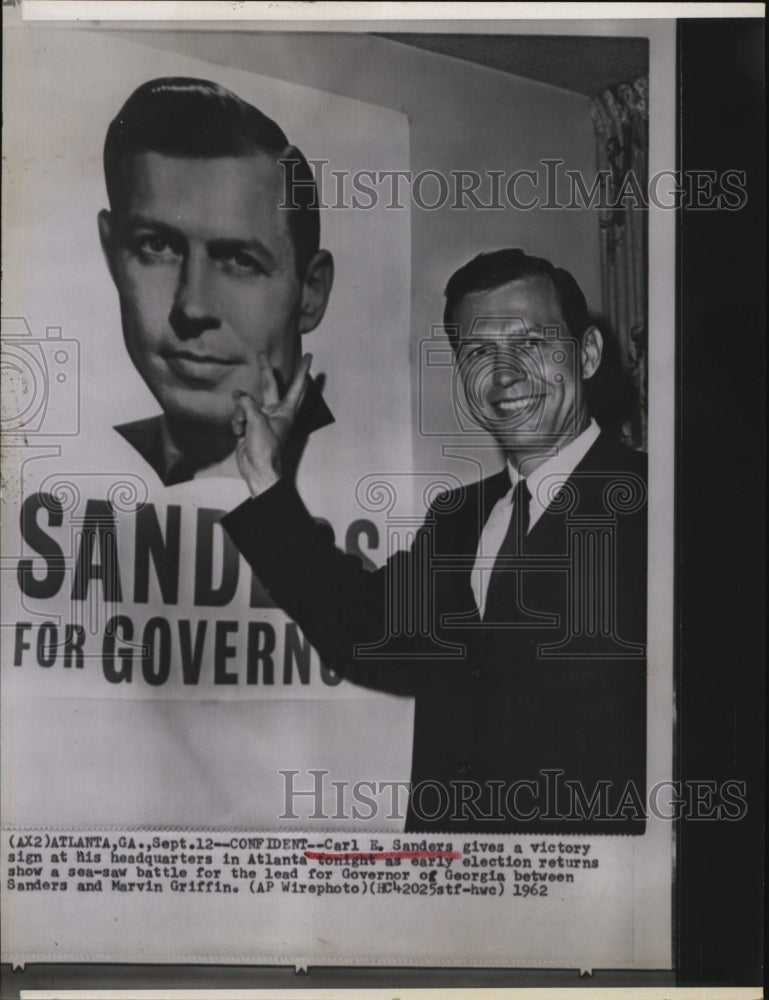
(222, 432, 647, 834)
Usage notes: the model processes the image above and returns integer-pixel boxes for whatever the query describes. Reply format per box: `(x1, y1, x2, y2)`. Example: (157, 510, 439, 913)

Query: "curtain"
(589, 76, 649, 451)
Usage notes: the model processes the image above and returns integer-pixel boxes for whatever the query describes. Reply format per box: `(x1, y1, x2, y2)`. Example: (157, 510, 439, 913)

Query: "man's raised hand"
(232, 352, 312, 497)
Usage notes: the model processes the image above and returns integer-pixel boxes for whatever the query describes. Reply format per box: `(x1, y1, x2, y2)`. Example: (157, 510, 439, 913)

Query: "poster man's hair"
(103, 77, 320, 276)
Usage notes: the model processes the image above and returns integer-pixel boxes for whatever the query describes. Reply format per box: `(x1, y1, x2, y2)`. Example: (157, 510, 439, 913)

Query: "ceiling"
(378, 34, 649, 98)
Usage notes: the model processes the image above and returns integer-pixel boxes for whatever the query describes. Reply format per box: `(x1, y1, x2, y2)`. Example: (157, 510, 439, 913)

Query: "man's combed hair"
(443, 248, 590, 349)
(103, 77, 320, 275)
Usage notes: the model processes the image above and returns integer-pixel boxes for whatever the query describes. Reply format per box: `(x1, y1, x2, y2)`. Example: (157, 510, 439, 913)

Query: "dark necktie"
(482, 478, 531, 623)
(164, 457, 198, 487)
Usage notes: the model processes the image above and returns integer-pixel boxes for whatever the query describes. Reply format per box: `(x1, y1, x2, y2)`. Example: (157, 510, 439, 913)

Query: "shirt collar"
(157, 374, 334, 485)
(505, 418, 601, 519)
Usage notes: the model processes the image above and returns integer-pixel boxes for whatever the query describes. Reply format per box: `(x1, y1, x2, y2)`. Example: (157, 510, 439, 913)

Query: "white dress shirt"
(471, 418, 601, 617)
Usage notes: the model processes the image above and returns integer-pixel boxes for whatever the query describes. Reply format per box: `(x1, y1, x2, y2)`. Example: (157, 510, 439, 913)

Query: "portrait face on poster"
(2, 9, 680, 975)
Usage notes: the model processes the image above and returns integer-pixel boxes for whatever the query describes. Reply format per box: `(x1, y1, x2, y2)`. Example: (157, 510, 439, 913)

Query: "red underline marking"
(304, 850, 461, 862)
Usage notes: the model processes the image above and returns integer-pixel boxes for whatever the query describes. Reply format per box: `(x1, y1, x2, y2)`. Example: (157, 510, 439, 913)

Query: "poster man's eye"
(135, 234, 179, 260)
(220, 251, 265, 275)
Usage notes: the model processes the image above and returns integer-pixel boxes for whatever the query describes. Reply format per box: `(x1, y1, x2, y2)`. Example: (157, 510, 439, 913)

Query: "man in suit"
(222, 249, 647, 834)
(99, 77, 334, 485)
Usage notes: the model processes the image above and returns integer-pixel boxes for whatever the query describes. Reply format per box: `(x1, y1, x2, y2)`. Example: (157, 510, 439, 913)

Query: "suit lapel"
(525, 432, 619, 547)
(451, 438, 615, 569)
(464, 434, 620, 647)
(440, 468, 510, 631)
(114, 416, 167, 483)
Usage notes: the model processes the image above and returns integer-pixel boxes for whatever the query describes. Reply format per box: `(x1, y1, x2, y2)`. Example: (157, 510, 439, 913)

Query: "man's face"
(453, 275, 599, 464)
(100, 151, 306, 430)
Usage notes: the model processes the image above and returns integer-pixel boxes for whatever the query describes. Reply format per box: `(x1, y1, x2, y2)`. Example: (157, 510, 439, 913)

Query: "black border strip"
(675, 16, 765, 987)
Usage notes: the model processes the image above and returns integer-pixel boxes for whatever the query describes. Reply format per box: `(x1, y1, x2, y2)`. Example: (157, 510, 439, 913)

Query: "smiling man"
(450, 263, 602, 474)
(99, 77, 334, 484)
(223, 248, 647, 834)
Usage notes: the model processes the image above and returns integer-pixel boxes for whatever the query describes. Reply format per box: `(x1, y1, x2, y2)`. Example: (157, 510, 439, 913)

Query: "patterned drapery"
(590, 76, 649, 451)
